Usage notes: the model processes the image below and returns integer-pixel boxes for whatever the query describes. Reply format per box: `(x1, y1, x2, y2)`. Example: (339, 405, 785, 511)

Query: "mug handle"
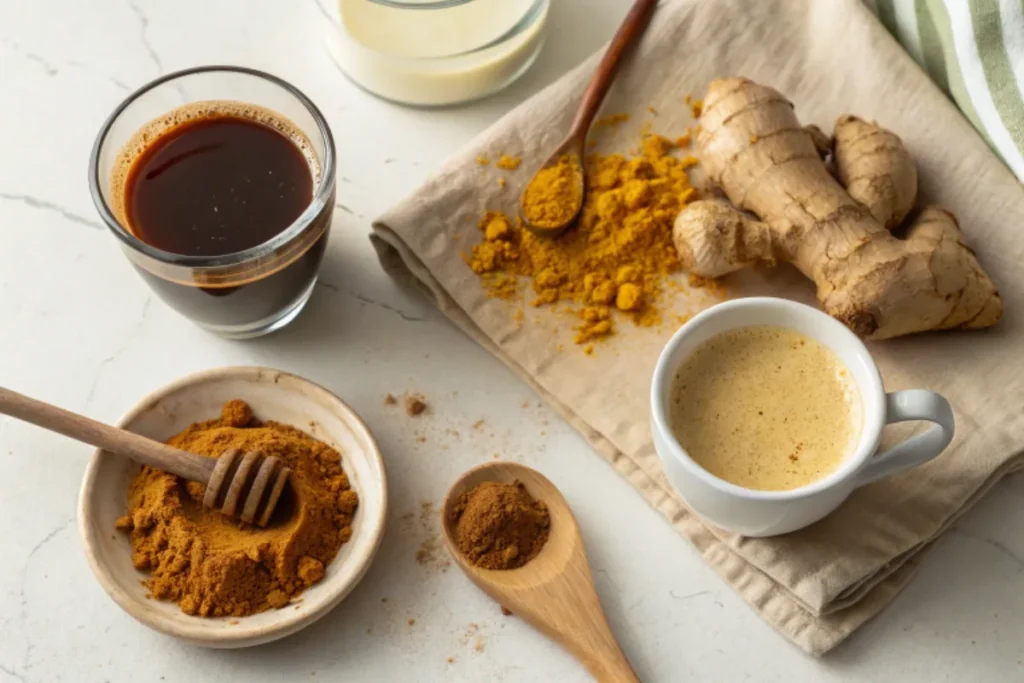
(854, 390, 955, 487)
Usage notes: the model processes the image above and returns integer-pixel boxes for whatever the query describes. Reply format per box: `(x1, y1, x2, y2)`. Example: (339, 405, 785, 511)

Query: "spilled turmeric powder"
(496, 154, 522, 170)
(467, 127, 709, 346)
(594, 113, 631, 128)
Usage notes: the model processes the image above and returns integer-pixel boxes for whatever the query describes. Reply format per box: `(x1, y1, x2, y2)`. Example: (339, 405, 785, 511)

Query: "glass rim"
(366, 0, 475, 8)
(88, 65, 336, 269)
(345, 0, 547, 59)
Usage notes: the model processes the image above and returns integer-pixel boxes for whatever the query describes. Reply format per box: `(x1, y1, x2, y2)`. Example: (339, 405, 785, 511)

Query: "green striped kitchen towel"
(867, 0, 1024, 180)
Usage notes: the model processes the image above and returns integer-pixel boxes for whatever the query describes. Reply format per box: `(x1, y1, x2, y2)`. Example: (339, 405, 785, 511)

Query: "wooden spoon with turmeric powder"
(442, 462, 639, 682)
(0, 387, 291, 527)
(520, 0, 657, 238)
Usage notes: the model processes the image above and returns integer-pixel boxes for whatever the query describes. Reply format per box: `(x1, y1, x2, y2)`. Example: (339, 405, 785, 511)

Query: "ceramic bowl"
(78, 366, 387, 647)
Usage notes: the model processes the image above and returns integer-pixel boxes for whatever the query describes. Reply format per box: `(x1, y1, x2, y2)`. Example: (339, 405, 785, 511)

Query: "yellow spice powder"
(520, 155, 582, 228)
(496, 154, 522, 170)
(594, 113, 631, 128)
(467, 130, 707, 345)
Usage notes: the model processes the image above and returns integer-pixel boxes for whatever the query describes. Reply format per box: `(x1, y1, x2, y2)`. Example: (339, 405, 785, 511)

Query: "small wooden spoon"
(441, 462, 639, 682)
(520, 0, 658, 238)
(0, 386, 290, 526)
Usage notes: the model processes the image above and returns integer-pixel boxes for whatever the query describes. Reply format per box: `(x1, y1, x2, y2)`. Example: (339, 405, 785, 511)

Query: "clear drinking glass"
(89, 66, 336, 339)
(329, 0, 550, 106)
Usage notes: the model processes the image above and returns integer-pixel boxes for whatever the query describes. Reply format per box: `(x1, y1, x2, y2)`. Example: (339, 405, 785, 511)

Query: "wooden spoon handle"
(556, 588, 640, 683)
(567, 0, 658, 138)
(0, 386, 215, 484)
(586, 644, 641, 683)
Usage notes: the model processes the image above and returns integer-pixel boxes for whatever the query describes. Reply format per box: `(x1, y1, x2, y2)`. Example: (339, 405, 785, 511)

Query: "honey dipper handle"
(0, 386, 216, 484)
(567, 0, 657, 139)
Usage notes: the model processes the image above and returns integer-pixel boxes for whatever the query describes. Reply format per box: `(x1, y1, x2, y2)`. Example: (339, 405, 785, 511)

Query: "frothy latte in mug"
(668, 325, 862, 492)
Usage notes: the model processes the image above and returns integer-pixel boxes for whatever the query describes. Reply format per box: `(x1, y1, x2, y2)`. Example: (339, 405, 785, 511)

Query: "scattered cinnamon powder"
(115, 400, 358, 617)
(384, 393, 397, 406)
(461, 623, 481, 647)
(450, 481, 549, 570)
(406, 394, 427, 416)
(415, 538, 437, 565)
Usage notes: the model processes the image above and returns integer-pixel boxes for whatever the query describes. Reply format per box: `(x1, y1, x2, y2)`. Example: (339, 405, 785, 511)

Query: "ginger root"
(673, 78, 1001, 340)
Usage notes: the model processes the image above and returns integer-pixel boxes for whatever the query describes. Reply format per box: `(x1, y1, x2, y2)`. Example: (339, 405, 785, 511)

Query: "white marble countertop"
(2, 1, 1022, 681)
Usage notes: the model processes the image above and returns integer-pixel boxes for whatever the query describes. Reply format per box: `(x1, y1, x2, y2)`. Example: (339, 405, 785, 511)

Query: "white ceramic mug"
(650, 297, 955, 537)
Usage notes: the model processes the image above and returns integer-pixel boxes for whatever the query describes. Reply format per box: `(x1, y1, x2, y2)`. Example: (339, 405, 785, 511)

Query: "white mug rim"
(650, 297, 887, 502)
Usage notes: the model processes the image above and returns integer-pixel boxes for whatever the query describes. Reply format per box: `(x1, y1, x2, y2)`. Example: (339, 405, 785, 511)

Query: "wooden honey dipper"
(0, 386, 290, 526)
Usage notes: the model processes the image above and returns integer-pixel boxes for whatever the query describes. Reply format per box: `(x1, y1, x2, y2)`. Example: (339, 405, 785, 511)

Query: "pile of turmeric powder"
(115, 400, 358, 617)
(466, 131, 704, 346)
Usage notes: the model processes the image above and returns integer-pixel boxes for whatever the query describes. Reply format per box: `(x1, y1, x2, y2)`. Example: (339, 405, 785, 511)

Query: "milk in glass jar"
(331, 0, 550, 106)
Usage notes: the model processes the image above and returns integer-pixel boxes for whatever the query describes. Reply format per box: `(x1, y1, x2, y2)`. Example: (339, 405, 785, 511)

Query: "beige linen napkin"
(370, 0, 1024, 655)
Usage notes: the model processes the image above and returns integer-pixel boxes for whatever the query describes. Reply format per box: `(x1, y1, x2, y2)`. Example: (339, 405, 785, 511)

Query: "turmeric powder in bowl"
(114, 400, 358, 617)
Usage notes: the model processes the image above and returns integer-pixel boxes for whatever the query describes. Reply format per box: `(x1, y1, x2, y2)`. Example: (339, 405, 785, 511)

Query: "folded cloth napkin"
(868, 0, 1024, 180)
(371, 0, 1024, 655)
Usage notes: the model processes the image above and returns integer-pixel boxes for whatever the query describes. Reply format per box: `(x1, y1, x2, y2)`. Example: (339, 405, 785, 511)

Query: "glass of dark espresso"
(89, 66, 336, 339)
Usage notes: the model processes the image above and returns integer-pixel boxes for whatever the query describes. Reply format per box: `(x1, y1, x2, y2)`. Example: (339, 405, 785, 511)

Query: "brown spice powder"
(450, 481, 549, 570)
(115, 400, 358, 617)
(405, 394, 427, 416)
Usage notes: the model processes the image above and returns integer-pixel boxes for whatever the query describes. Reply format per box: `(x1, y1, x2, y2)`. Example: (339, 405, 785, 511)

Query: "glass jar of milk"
(330, 0, 549, 106)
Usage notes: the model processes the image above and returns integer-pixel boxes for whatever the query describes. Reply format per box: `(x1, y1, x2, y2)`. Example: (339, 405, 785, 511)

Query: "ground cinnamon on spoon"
(450, 481, 549, 570)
